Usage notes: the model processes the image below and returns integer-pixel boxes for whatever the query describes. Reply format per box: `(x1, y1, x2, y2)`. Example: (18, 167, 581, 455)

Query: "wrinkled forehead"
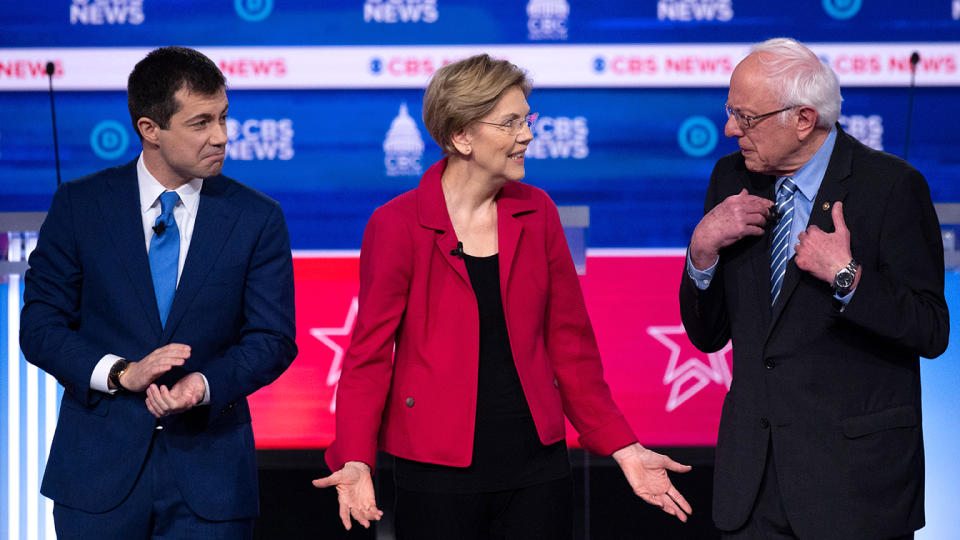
(728, 54, 777, 109)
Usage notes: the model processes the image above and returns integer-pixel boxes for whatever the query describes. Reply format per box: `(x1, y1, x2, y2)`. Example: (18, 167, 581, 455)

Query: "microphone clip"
(450, 241, 464, 259)
(152, 221, 167, 235)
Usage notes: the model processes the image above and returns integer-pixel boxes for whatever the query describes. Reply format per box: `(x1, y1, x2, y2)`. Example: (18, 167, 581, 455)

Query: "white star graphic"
(647, 325, 732, 412)
(309, 297, 359, 414)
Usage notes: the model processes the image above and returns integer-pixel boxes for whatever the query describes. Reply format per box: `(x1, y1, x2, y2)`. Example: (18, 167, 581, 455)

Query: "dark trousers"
(721, 441, 913, 540)
(53, 429, 254, 540)
(395, 475, 574, 540)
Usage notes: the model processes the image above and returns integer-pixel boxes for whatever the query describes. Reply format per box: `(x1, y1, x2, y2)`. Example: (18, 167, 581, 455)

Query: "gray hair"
(751, 38, 842, 128)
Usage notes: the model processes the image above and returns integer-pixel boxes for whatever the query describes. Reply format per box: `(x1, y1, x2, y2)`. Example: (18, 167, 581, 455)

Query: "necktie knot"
(778, 177, 798, 199)
(159, 191, 180, 216)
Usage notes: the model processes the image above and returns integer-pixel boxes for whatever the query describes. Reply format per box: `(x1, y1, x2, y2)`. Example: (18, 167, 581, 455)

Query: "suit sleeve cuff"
(90, 354, 122, 394)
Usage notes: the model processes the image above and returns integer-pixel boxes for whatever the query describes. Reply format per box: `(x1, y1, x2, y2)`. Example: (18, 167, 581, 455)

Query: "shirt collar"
(137, 153, 203, 218)
(777, 125, 837, 202)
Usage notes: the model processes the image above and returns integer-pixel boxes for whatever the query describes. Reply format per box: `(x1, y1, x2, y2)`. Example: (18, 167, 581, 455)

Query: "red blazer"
(325, 159, 636, 472)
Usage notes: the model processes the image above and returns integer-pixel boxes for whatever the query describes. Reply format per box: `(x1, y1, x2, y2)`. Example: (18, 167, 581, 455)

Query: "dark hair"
(127, 46, 226, 139)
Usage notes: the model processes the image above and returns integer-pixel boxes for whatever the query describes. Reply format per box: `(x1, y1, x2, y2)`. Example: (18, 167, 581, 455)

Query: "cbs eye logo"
(822, 0, 861, 19)
(235, 0, 273, 21)
(90, 120, 130, 160)
(677, 116, 718, 158)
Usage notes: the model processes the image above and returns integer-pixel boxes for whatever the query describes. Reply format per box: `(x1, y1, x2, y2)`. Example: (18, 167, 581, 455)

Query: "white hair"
(751, 37, 842, 128)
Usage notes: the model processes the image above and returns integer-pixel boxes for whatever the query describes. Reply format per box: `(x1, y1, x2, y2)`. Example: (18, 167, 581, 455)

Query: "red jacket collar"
(416, 157, 538, 232)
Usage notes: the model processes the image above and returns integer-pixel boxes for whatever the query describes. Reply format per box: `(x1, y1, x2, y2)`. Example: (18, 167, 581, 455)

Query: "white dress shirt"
(90, 154, 210, 404)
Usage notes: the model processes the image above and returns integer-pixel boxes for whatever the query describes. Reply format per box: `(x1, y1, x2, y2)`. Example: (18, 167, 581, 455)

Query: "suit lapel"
(435, 230, 471, 285)
(767, 126, 853, 333)
(742, 169, 777, 330)
(418, 159, 471, 285)
(161, 176, 240, 340)
(98, 162, 164, 337)
(495, 183, 536, 301)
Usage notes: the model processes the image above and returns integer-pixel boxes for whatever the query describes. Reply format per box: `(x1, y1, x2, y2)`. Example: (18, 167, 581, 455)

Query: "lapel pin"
(822, 202, 831, 211)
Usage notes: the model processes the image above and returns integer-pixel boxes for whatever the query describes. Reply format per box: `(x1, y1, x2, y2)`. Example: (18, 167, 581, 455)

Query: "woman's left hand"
(612, 442, 693, 522)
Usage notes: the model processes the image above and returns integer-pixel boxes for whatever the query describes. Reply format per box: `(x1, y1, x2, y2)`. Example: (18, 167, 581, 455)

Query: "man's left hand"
(145, 372, 206, 418)
(795, 201, 853, 284)
(612, 443, 693, 522)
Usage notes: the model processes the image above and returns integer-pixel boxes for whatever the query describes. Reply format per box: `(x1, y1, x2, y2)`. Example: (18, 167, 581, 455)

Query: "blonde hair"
(422, 54, 532, 155)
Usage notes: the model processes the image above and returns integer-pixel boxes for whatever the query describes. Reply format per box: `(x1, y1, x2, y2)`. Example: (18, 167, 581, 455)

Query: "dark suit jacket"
(680, 127, 948, 539)
(20, 159, 297, 520)
(325, 158, 636, 473)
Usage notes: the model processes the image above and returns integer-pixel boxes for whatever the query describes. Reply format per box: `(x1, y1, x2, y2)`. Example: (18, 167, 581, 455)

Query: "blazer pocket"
(841, 405, 918, 439)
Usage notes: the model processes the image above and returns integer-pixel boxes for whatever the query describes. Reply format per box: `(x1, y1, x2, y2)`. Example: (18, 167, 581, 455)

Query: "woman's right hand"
(312, 461, 383, 530)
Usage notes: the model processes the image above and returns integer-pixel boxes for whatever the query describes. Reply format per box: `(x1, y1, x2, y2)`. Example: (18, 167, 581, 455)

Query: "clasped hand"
(115, 343, 206, 418)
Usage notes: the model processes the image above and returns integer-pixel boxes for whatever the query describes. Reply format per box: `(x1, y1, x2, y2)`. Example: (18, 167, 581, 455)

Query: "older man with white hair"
(680, 38, 948, 539)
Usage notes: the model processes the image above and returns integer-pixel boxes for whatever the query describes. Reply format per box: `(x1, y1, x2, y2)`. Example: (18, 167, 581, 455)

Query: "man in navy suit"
(20, 46, 297, 538)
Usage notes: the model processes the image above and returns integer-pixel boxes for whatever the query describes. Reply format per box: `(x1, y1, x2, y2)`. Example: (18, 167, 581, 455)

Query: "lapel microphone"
(152, 221, 166, 235)
(450, 241, 464, 258)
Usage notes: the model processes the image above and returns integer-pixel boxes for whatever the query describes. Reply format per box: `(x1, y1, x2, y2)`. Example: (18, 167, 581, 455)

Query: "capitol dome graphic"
(383, 102, 425, 177)
(527, 0, 569, 18)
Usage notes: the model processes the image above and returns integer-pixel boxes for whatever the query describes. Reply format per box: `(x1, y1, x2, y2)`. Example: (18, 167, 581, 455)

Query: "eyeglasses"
(476, 112, 539, 136)
(724, 104, 796, 130)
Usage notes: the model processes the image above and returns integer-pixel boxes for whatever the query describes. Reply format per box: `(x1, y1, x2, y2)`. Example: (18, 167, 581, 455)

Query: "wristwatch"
(832, 259, 860, 296)
(108, 358, 129, 391)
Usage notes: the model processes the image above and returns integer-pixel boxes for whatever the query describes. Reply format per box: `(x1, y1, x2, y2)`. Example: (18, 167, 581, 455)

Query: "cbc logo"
(90, 120, 130, 160)
(677, 116, 718, 158)
(235, 0, 273, 21)
(822, 0, 861, 19)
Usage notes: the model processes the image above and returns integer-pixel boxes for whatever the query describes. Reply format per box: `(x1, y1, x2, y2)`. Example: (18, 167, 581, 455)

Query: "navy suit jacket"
(680, 127, 948, 539)
(20, 159, 297, 520)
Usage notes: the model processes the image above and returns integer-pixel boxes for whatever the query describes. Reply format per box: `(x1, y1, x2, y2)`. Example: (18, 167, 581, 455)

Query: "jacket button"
(405, 397, 415, 408)
(764, 359, 775, 369)
(760, 417, 770, 428)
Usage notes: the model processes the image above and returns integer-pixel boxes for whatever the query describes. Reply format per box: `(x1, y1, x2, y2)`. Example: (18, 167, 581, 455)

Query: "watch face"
(836, 271, 855, 289)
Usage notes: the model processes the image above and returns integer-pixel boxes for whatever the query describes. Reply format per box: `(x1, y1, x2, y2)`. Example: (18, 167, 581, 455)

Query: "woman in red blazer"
(314, 54, 692, 539)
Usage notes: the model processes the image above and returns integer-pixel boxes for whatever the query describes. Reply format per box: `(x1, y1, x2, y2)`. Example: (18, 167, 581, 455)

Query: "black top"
(394, 253, 569, 493)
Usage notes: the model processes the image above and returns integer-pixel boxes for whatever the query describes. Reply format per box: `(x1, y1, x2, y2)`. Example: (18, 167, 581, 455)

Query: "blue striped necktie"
(770, 178, 798, 306)
(150, 191, 180, 327)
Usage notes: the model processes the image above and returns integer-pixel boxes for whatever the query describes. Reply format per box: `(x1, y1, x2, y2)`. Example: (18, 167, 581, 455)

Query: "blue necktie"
(150, 191, 180, 327)
(770, 178, 798, 306)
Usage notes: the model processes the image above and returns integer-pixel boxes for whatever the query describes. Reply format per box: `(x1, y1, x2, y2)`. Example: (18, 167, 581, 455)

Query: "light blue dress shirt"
(687, 127, 853, 305)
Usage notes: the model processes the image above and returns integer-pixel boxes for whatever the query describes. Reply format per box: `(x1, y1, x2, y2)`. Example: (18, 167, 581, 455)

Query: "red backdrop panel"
(249, 253, 730, 449)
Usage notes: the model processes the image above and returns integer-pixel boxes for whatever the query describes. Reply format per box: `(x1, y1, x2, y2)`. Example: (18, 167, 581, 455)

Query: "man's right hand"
(114, 344, 191, 392)
(689, 188, 774, 270)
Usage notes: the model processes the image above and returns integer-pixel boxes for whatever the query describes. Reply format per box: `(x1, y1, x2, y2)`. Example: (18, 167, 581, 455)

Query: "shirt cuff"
(833, 288, 856, 311)
(90, 354, 123, 394)
(199, 373, 211, 405)
(686, 252, 718, 290)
